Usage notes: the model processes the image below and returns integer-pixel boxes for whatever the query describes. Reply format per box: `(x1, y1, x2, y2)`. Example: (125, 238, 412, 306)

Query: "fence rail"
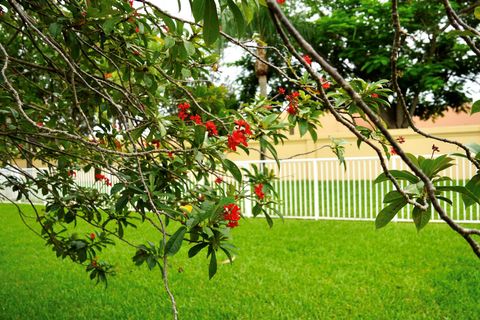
(1, 155, 479, 223)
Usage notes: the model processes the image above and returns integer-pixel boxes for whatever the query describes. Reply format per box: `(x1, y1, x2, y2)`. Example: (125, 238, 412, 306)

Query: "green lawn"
(1, 203, 480, 319)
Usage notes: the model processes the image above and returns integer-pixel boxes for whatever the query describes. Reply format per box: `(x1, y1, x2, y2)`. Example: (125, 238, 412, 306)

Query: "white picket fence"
(1, 155, 479, 223)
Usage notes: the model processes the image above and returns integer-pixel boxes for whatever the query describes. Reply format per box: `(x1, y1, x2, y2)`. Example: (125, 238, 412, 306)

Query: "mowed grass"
(1, 203, 480, 319)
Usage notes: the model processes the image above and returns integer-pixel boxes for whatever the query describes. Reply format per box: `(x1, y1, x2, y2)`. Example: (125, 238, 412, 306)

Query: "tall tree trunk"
(255, 45, 268, 163)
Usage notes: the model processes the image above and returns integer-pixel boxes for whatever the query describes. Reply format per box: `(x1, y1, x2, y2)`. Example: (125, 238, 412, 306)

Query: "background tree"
(234, 0, 480, 128)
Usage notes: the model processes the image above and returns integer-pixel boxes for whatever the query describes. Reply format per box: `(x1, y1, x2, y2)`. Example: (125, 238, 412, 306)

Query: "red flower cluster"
(228, 119, 252, 151)
(223, 203, 241, 228)
(286, 91, 300, 115)
(303, 54, 312, 65)
(276, 0, 286, 4)
(234, 119, 252, 135)
(135, 26, 140, 33)
(205, 121, 218, 136)
(228, 130, 248, 151)
(178, 102, 190, 120)
(190, 114, 202, 125)
(278, 87, 286, 95)
(215, 176, 223, 184)
(95, 173, 112, 186)
(254, 184, 265, 200)
(322, 81, 331, 89)
(67, 170, 76, 177)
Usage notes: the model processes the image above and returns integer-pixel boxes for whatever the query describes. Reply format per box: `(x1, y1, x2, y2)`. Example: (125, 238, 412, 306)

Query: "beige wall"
(229, 113, 480, 161)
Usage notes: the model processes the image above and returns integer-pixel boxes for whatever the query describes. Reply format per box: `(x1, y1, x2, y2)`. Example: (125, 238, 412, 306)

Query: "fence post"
(313, 159, 320, 220)
(240, 162, 253, 218)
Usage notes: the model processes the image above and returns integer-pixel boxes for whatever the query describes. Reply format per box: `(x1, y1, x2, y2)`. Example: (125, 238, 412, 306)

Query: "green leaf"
(375, 198, 407, 229)
(102, 17, 122, 35)
(436, 185, 480, 207)
(463, 174, 480, 208)
(48, 22, 62, 37)
(412, 200, 430, 231)
(209, 248, 217, 279)
(191, 0, 206, 22)
(471, 100, 480, 115)
(165, 226, 187, 256)
(203, 0, 219, 45)
(475, 6, 480, 20)
(223, 159, 242, 183)
(188, 242, 208, 258)
(226, 0, 245, 36)
(383, 190, 403, 203)
(183, 40, 196, 56)
(194, 125, 206, 147)
(264, 211, 274, 228)
(298, 119, 308, 137)
(374, 170, 419, 184)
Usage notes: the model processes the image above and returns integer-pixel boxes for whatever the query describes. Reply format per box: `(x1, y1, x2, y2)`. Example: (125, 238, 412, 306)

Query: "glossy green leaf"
(188, 242, 208, 258)
(375, 198, 407, 229)
(226, 0, 245, 36)
(412, 200, 430, 231)
(223, 159, 242, 183)
(203, 0, 219, 45)
(165, 226, 187, 256)
(209, 248, 217, 279)
(374, 170, 419, 184)
(471, 100, 480, 114)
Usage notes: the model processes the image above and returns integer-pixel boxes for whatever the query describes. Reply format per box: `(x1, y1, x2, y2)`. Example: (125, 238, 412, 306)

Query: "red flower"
(286, 104, 297, 115)
(90, 233, 96, 240)
(303, 54, 312, 65)
(178, 110, 188, 121)
(234, 119, 252, 135)
(322, 82, 331, 89)
(227, 130, 248, 151)
(215, 176, 223, 184)
(190, 114, 203, 125)
(396, 136, 405, 144)
(276, 0, 286, 4)
(151, 139, 160, 149)
(178, 102, 190, 111)
(254, 184, 265, 200)
(371, 93, 379, 98)
(432, 144, 440, 152)
(205, 121, 218, 136)
(278, 87, 286, 95)
(135, 26, 140, 33)
(37, 122, 44, 127)
(129, 0, 134, 7)
(167, 151, 174, 158)
(95, 173, 105, 181)
(290, 91, 300, 99)
(223, 203, 241, 228)
(67, 170, 76, 177)
(390, 147, 398, 155)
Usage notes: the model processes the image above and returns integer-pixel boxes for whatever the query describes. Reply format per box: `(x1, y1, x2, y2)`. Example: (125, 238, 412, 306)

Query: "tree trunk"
(255, 45, 268, 162)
